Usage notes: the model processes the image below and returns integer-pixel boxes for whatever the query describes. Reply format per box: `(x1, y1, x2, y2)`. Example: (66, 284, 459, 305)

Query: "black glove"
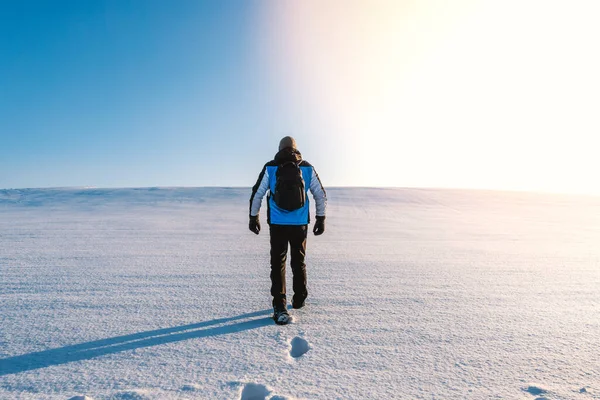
(249, 215, 260, 235)
(313, 216, 325, 236)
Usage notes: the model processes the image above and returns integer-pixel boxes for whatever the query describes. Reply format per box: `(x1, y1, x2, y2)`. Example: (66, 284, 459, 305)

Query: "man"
(249, 136, 327, 325)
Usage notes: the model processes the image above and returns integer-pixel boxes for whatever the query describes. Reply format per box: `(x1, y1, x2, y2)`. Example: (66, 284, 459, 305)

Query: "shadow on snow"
(0, 309, 273, 376)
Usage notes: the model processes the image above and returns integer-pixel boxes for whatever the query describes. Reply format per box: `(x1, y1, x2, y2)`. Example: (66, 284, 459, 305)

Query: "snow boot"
(273, 306, 291, 325)
(292, 296, 305, 309)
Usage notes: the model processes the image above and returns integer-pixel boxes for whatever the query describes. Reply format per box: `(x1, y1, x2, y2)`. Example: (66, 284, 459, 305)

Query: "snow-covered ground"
(1, 187, 599, 399)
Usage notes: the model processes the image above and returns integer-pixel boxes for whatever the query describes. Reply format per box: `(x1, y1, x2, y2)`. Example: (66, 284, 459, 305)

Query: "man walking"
(249, 136, 327, 325)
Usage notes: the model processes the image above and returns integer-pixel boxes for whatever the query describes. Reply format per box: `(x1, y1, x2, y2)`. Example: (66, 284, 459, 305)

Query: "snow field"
(1, 187, 599, 399)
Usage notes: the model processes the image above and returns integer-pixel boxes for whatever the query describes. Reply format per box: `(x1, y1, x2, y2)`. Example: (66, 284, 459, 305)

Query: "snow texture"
(1, 187, 600, 399)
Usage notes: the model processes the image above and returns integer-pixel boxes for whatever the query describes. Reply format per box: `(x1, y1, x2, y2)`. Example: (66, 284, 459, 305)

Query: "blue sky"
(1, 1, 304, 188)
(2, 1, 599, 193)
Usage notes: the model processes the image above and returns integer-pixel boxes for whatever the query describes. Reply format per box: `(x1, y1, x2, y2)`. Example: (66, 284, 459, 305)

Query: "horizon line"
(1, 185, 599, 198)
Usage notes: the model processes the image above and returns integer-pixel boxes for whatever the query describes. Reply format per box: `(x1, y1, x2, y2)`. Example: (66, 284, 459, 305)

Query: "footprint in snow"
(289, 336, 310, 358)
(522, 385, 548, 398)
(110, 390, 150, 400)
(180, 384, 202, 392)
(239, 383, 272, 400)
(237, 383, 296, 400)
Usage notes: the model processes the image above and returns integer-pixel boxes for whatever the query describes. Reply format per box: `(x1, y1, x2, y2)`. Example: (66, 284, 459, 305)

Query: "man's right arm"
(309, 167, 327, 235)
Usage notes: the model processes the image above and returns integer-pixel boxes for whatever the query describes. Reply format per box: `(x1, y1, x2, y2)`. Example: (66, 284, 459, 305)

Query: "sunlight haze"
(262, 0, 600, 194)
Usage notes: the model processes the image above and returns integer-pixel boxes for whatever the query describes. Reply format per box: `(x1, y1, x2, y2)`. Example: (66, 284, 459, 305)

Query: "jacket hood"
(274, 148, 302, 164)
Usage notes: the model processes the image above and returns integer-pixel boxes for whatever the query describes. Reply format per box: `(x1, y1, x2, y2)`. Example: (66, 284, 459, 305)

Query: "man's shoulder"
(299, 160, 313, 168)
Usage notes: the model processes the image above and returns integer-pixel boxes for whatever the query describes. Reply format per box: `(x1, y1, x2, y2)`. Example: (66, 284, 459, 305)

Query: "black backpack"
(272, 161, 306, 211)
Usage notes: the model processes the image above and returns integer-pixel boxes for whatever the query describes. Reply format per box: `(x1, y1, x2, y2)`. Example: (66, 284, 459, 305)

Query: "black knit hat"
(279, 136, 297, 151)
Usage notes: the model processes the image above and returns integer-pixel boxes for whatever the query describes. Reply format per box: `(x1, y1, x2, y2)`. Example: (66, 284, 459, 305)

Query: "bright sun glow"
(262, 0, 600, 194)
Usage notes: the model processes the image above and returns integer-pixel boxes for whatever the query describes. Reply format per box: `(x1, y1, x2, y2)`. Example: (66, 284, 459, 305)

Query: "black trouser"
(269, 224, 308, 308)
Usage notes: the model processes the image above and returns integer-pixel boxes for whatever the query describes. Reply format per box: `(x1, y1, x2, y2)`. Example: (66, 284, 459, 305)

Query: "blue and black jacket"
(250, 148, 327, 225)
